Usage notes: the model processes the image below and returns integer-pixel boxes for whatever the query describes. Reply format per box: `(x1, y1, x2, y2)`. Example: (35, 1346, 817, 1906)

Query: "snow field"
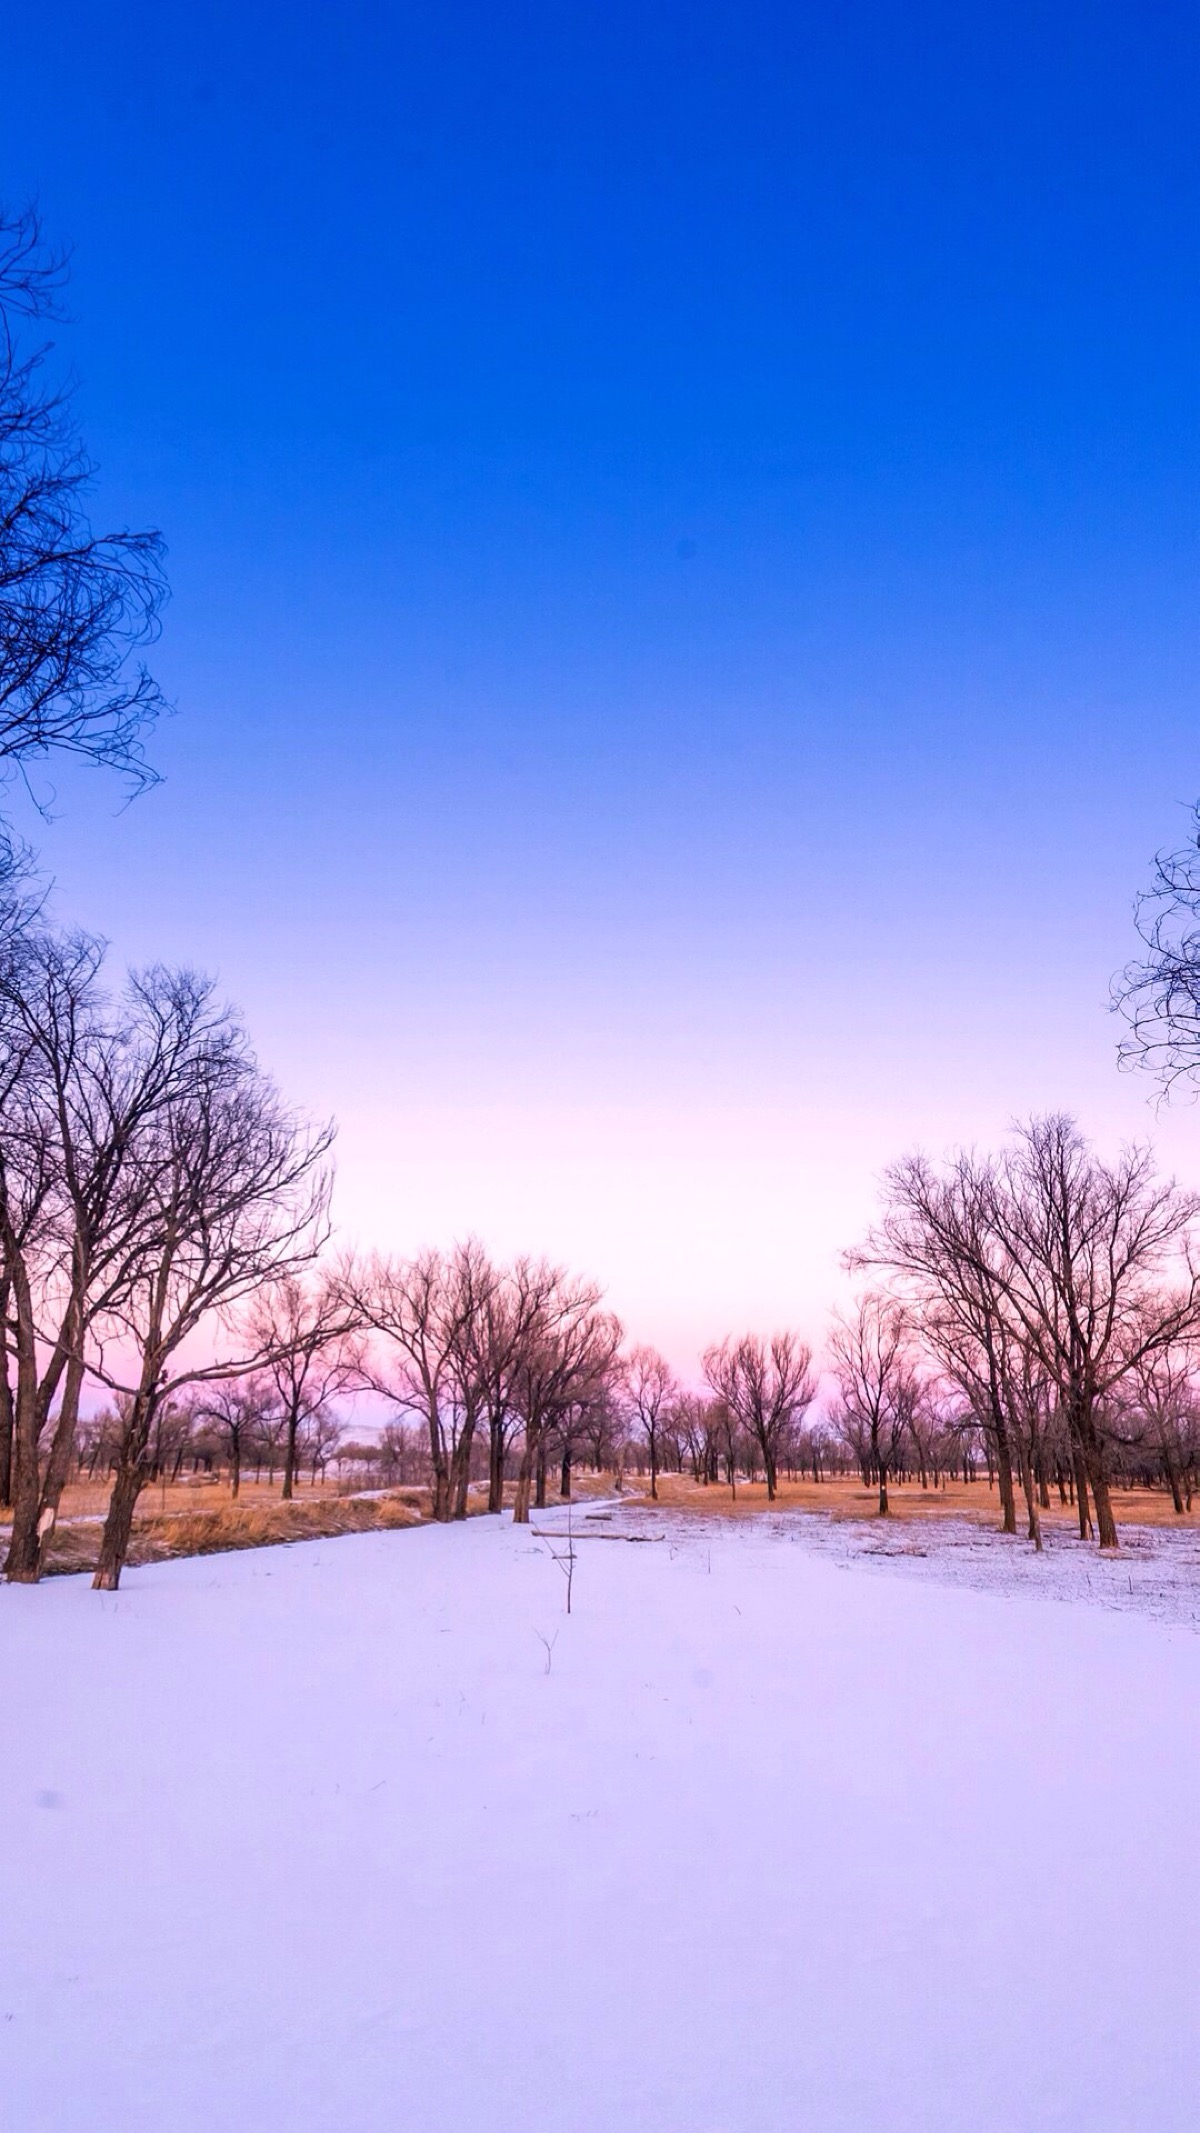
(2, 1512, 1198, 2132)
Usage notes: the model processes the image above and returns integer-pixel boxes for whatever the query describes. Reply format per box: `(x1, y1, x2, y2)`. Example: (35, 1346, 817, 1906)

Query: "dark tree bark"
(94, 1402, 153, 1591)
(0, 1280, 13, 1506)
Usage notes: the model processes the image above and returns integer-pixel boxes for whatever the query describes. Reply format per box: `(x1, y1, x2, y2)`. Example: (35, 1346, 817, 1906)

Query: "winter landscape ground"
(4, 1509, 1198, 2133)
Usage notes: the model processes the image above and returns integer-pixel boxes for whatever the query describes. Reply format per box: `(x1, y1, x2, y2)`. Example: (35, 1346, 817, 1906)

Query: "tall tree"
(702, 1332, 816, 1502)
(89, 988, 333, 1588)
(828, 1296, 914, 1516)
(1112, 1332, 1199, 1519)
(194, 1379, 277, 1503)
(0, 948, 291, 1578)
(860, 1118, 1200, 1549)
(849, 1151, 1021, 1535)
(509, 1274, 621, 1525)
(252, 1273, 360, 1501)
(342, 1242, 499, 1523)
(0, 937, 221, 1577)
(620, 1344, 677, 1500)
(1116, 805, 1200, 1090)
(475, 1256, 562, 1514)
(0, 205, 167, 794)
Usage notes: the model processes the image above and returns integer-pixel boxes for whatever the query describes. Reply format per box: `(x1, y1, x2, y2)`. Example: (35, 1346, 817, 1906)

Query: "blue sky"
(5, 2, 1198, 1361)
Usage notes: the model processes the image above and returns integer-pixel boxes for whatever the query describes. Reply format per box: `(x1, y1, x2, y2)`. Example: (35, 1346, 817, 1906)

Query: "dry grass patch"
(623, 1472, 1200, 1534)
(49, 1474, 369, 1524)
(40, 1489, 430, 1577)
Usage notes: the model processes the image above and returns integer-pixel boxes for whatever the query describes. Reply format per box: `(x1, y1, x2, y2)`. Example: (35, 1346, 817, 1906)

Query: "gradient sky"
(5, 2, 1198, 1367)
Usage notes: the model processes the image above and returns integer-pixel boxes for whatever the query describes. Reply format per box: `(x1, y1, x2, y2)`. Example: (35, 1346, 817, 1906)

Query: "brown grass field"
(623, 1470, 1200, 1532)
(0, 1475, 430, 1577)
(45, 1472, 380, 1525)
(3, 1464, 1195, 1577)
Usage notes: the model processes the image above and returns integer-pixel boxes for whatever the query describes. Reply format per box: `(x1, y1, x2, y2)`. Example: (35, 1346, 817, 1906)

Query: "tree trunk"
(1070, 1437, 1093, 1540)
(1161, 1436, 1185, 1515)
(534, 1444, 547, 1510)
(487, 1412, 506, 1513)
(450, 1420, 476, 1520)
(93, 1461, 145, 1590)
(281, 1404, 299, 1501)
(34, 1349, 87, 1572)
(1015, 1437, 1043, 1552)
(763, 1445, 777, 1502)
(1076, 1405, 1118, 1549)
(990, 1407, 1017, 1535)
(559, 1444, 572, 1499)
(0, 1306, 13, 1508)
(512, 1441, 534, 1524)
(3, 1257, 44, 1583)
(93, 1388, 160, 1590)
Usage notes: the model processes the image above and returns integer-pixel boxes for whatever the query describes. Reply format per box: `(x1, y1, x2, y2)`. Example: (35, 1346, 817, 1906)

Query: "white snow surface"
(3, 1508, 1199, 2132)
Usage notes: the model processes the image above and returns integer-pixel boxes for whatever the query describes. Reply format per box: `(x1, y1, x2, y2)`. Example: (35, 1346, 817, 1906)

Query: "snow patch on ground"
(545, 1498, 1200, 1630)
(2, 1513, 1198, 2131)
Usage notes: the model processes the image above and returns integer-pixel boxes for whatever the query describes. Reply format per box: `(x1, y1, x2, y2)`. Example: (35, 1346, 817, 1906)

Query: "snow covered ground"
(607, 1499, 1200, 1630)
(3, 1510, 1198, 2133)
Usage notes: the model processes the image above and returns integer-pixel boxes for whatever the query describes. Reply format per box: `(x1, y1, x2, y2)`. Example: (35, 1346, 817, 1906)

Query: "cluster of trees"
(23, 1095, 1200, 1588)
(7, 203, 1200, 1587)
(339, 1243, 623, 1522)
(76, 1378, 347, 1498)
(327, 1115, 1200, 1562)
(0, 205, 349, 1590)
(844, 1113, 1200, 1549)
(0, 928, 335, 1585)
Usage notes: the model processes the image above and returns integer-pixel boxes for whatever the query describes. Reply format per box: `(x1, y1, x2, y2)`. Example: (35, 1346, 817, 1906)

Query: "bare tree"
(673, 1392, 722, 1485)
(342, 1241, 499, 1523)
(1116, 805, 1200, 1090)
(195, 1379, 277, 1502)
(579, 1382, 630, 1489)
(858, 1118, 1200, 1549)
(850, 1152, 1023, 1536)
(702, 1332, 816, 1502)
(828, 1295, 915, 1516)
(1118, 1334, 1200, 1517)
(0, 204, 167, 795)
(620, 1344, 677, 1500)
(252, 1272, 360, 1500)
(979, 1118, 1200, 1550)
(89, 987, 333, 1588)
(510, 1274, 621, 1524)
(0, 932, 59, 1545)
(377, 1419, 425, 1487)
(299, 1401, 344, 1484)
(0, 939, 242, 1577)
(474, 1254, 557, 1515)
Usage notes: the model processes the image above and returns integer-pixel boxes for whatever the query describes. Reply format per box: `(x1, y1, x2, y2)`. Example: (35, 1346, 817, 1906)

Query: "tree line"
(6, 202, 1200, 1583)
(10, 1099, 1200, 1585)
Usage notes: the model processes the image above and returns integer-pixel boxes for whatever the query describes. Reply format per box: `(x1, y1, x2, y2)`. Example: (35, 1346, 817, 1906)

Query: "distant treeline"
(3, 204, 1200, 1592)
